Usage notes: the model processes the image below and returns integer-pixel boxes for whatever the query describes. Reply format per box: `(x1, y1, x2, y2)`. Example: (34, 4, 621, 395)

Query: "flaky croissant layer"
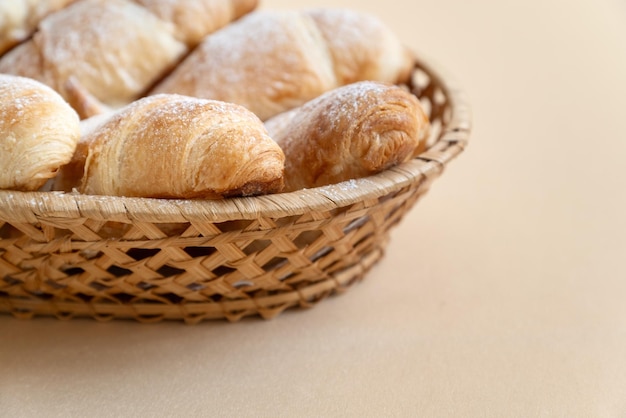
(265, 81, 430, 192)
(0, 74, 80, 191)
(73, 94, 285, 199)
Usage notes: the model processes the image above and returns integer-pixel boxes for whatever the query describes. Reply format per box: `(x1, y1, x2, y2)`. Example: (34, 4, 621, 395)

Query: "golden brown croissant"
(150, 8, 413, 121)
(0, 0, 258, 113)
(264, 81, 430, 192)
(61, 94, 285, 199)
(0, 0, 77, 56)
(0, 74, 80, 191)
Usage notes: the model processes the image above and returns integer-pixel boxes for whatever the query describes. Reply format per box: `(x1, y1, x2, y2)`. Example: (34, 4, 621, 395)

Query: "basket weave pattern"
(0, 58, 470, 323)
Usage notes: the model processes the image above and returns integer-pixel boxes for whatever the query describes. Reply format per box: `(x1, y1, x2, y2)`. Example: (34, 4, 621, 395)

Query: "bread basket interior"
(0, 56, 470, 323)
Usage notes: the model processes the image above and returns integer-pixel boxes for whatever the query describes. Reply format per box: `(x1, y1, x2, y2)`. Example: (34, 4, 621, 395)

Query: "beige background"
(2, 0, 626, 416)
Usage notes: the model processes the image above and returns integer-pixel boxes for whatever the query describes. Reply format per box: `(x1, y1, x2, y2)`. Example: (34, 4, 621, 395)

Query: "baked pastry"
(150, 8, 413, 120)
(0, 0, 185, 111)
(0, 0, 258, 114)
(60, 94, 285, 199)
(132, 0, 258, 46)
(51, 112, 112, 193)
(264, 81, 430, 192)
(0, 74, 80, 191)
(0, 0, 77, 56)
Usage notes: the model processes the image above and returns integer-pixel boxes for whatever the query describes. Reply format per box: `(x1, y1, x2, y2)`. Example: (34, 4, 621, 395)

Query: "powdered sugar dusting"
(132, 0, 233, 45)
(153, 10, 337, 120)
(306, 8, 409, 84)
(28, 0, 187, 106)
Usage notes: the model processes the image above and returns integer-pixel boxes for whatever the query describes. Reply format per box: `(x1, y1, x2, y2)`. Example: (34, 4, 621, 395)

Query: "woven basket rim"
(0, 56, 471, 224)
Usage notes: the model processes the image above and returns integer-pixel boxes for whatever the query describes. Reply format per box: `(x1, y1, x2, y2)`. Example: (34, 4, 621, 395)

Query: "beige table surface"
(2, 0, 626, 416)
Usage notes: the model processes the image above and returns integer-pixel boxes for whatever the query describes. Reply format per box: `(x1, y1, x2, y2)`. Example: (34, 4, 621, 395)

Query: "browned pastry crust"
(66, 94, 284, 199)
(0, 0, 259, 112)
(0, 0, 186, 109)
(264, 81, 430, 192)
(150, 9, 413, 121)
(0, 74, 80, 191)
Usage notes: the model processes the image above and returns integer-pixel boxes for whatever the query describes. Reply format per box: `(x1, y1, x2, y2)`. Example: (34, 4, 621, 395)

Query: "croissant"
(132, 0, 258, 47)
(0, 0, 258, 114)
(264, 81, 430, 192)
(150, 8, 413, 121)
(60, 94, 285, 199)
(0, 0, 77, 56)
(0, 74, 80, 191)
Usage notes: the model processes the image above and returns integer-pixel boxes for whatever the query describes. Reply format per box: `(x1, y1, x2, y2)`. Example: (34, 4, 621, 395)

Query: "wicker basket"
(0, 56, 471, 323)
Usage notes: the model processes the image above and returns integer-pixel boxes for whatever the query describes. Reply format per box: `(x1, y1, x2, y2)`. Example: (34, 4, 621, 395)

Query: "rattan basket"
(0, 56, 470, 323)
